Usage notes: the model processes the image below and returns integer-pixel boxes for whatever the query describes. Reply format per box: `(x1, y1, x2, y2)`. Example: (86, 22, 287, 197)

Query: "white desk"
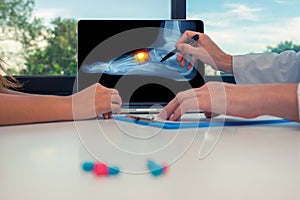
(0, 114, 300, 200)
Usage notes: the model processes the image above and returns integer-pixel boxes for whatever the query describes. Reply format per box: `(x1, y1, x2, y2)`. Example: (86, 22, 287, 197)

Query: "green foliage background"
(266, 41, 300, 53)
(21, 18, 77, 75)
(1, 0, 77, 75)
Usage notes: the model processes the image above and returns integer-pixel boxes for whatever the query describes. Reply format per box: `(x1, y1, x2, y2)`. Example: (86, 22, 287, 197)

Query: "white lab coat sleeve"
(232, 50, 300, 84)
(298, 83, 300, 120)
(233, 50, 300, 120)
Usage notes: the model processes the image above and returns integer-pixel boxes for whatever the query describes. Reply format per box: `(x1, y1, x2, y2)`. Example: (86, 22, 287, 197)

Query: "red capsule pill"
(93, 162, 108, 176)
(162, 165, 169, 174)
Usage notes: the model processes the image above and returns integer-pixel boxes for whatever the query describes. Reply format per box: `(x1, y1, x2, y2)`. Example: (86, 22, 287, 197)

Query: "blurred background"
(0, 0, 299, 76)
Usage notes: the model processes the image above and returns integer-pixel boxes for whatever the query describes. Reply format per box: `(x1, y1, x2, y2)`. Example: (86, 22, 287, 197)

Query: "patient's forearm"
(0, 93, 72, 126)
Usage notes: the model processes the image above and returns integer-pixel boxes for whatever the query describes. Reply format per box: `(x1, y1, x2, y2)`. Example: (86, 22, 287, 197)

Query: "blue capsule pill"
(82, 162, 94, 172)
(108, 166, 120, 175)
(147, 160, 163, 177)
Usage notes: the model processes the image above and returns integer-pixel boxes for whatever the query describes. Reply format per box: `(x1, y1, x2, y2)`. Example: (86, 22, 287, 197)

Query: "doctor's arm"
(158, 82, 299, 122)
(175, 30, 300, 84)
(158, 31, 300, 121)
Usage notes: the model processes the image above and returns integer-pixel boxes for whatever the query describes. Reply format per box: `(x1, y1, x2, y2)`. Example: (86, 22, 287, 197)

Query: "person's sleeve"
(233, 50, 300, 84)
(298, 83, 300, 120)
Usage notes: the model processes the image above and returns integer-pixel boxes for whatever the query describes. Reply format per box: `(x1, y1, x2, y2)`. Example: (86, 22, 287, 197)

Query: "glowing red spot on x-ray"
(133, 50, 150, 63)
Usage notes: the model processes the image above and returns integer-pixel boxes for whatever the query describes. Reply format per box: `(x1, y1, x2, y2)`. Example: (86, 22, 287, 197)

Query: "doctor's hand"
(176, 31, 233, 73)
(71, 83, 122, 120)
(157, 82, 262, 121)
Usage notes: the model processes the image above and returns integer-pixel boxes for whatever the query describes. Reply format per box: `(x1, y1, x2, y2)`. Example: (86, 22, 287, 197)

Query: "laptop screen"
(77, 19, 205, 107)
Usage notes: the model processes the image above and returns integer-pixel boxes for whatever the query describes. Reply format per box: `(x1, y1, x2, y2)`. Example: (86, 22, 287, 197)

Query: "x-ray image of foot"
(82, 47, 196, 81)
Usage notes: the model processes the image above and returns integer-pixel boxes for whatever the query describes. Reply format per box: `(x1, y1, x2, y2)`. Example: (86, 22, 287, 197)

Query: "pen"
(125, 114, 155, 122)
(160, 34, 199, 62)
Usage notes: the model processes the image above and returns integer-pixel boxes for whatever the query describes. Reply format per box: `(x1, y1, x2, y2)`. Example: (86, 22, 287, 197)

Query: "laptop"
(77, 19, 205, 113)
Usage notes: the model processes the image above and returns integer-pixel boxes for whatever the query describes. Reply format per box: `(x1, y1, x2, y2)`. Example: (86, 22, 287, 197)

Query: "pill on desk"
(82, 161, 94, 172)
(162, 165, 169, 174)
(108, 166, 120, 175)
(147, 160, 164, 177)
(93, 162, 109, 176)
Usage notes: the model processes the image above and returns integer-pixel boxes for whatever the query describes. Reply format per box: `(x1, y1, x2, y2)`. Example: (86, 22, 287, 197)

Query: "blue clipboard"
(113, 115, 291, 129)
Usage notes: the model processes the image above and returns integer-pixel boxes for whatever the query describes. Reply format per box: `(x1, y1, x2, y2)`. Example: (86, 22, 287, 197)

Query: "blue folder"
(113, 115, 291, 129)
